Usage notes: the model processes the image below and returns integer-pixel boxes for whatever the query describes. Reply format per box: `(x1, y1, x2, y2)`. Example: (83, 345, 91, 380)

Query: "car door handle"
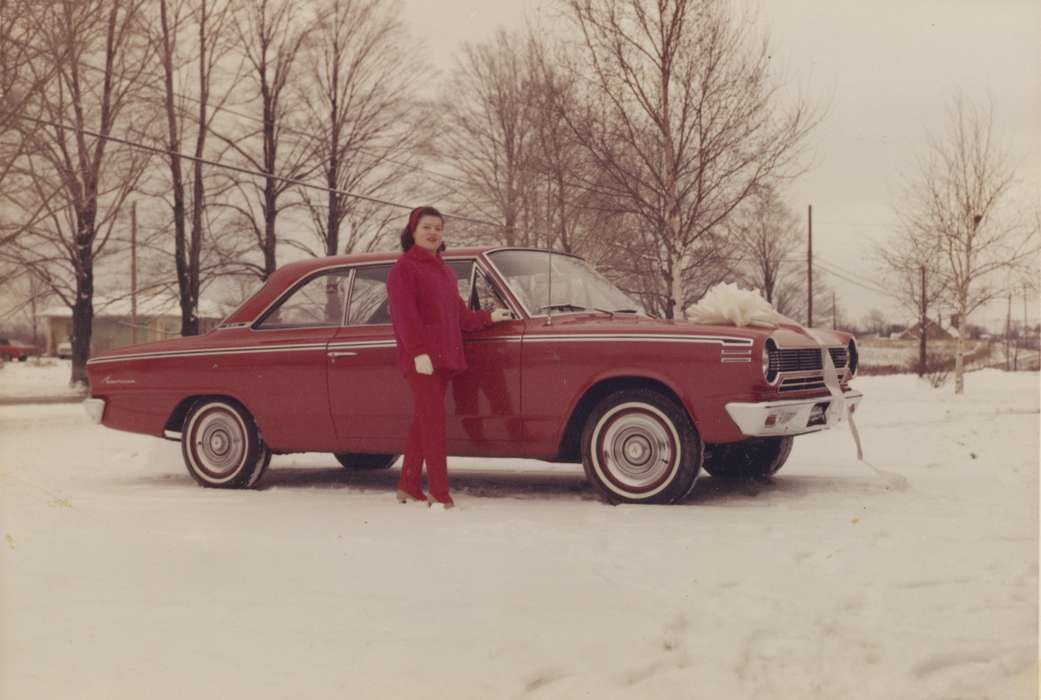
(327, 351, 358, 358)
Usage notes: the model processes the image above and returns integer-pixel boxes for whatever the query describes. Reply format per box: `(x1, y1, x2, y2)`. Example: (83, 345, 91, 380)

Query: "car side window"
(256, 269, 351, 330)
(446, 260, 473, 303)
(473, 268, 508, 311)
(348, 265, 392, 325)
(346, 261, 477, 326)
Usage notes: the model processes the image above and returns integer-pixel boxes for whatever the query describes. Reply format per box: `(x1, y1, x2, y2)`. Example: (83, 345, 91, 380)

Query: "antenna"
(544, 245, 553, 326)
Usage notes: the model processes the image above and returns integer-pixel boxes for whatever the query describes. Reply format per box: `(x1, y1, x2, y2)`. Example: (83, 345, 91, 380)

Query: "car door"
(327, 258, 524, 456)
(447, 260, 524, 452)
(327, 263, 407, 452)
(235, 267, 349, 452)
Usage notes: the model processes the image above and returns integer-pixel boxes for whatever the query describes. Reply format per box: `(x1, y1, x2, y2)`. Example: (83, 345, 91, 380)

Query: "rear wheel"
(702, 436, 794, 480)
(334, 453, 399, 470)
(181, 399, 269, 488)
(581, 388, 702, 504)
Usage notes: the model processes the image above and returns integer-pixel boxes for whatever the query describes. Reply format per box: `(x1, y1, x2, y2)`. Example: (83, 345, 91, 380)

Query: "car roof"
(220, 245, 560, 326)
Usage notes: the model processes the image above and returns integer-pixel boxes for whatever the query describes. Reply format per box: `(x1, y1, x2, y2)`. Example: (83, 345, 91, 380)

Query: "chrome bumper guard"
(82, 398, 105, 424)
(725, 390, 863, 438)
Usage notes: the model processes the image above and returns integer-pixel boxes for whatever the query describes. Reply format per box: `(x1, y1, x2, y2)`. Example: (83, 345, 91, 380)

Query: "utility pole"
(131, 201, 138, 345)
(807, 204, 813, 327)
(918, 265, 927, 377)
(1005, 290, 1012, 371)
(1021, 285, 1028, 370)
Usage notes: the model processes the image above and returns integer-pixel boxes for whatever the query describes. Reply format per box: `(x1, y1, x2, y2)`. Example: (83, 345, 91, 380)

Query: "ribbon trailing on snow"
(807, 328, 864, 461)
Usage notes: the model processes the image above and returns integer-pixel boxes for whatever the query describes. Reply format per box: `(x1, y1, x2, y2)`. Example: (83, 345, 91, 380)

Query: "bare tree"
(4, 0, 152, 385)
(150, 0, 239, 335)
(558, 0, 817, 319)
(728, 185, 803, 316)
(439, 29, 542, 246)
(295, 0, 426, 260)
(879, 224, 949, 376)
(219, 0, 312, 280)
(0, 0, 63, 243)
(896, 97, 1037, 392)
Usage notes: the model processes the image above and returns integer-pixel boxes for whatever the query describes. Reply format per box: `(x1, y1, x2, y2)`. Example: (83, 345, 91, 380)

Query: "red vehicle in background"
(0, 337, 41, 362)
(84, 247, 862, 504)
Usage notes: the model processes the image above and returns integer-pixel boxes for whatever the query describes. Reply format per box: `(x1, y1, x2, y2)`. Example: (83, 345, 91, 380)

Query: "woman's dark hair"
(400, 206, 446, 252)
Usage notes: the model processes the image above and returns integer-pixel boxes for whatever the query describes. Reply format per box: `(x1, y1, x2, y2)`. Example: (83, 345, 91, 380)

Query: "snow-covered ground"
(857, 338, 1004, 371)
(0, 358, 85, 401)
(1, 370, 1038, 699)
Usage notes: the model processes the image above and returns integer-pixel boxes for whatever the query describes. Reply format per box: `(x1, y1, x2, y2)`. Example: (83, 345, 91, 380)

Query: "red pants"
(398, 369, 452, 503)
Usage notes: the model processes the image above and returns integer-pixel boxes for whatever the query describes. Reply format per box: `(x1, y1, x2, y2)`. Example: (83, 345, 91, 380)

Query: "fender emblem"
(103, 375, 136, 384)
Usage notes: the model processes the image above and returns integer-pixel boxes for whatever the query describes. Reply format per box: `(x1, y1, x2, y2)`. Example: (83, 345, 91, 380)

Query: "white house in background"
(39, 294, 226, 357)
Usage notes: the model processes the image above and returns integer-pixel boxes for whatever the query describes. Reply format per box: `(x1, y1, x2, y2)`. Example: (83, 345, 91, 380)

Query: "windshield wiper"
(539, 303, 621, 317)
(539, 303, 588, 313)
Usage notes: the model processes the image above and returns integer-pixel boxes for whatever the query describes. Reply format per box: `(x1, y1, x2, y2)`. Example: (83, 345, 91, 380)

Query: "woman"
(386, 206, 513, 509)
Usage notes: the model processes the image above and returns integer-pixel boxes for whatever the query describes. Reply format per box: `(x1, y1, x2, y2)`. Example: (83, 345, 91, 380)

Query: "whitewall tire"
(581, 389, 702, 504)
(181, 399, 269, 489)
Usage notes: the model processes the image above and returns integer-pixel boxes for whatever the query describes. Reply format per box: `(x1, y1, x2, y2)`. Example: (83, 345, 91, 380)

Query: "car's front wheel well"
(557, 376, 689, 462)
(165, 395, 249, 434)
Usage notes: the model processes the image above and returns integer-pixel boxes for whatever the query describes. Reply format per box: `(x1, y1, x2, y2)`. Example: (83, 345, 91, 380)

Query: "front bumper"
(83, 398, 106, 424)
(725, 390, 863, 438)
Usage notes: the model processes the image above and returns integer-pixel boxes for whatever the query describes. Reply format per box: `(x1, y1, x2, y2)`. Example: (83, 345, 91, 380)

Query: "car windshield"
(486, 250, 646, 316)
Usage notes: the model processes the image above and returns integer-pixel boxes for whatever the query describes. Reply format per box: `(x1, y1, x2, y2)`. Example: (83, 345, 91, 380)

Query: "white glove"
(414, 354, 433, 375)
(490, 308, 514, 323)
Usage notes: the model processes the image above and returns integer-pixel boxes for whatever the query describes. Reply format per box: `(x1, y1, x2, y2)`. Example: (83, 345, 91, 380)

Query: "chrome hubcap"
(596, 404, 678, 491)
(194, 411, 245, 478)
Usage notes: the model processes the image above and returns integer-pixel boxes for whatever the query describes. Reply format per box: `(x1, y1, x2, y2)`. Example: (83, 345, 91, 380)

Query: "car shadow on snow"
(259, 464, 601, 502)
(687, 473, 906, 506)
(254, 463, 903, 505)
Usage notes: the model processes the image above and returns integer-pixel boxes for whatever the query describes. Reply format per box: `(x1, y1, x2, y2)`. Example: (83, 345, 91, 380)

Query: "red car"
(0, 337, 41, 362)
(84, 247, 862, 504)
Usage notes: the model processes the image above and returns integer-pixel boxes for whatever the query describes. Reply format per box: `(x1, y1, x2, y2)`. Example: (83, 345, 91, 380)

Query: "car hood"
(537, 313, 852, 348)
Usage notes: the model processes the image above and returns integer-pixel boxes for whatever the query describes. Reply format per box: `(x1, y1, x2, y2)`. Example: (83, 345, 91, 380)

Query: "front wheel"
(181, 399, 269, 488)
(581, 388, 702, 504)
(702, 436, 794, 480)
(334, 453, 399, 470)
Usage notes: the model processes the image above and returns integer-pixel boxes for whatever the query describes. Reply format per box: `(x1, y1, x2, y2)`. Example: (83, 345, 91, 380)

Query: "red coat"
(386, 245, 493, 377)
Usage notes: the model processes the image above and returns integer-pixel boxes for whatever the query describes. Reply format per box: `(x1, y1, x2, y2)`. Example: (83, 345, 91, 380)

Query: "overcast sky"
(401, 0, 1041, 328)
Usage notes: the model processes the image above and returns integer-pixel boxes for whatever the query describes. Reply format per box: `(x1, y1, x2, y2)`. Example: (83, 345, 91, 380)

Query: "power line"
(2, 109, 503, 231)
(815, 261, 901, 300)
(3, 32, 476, 191)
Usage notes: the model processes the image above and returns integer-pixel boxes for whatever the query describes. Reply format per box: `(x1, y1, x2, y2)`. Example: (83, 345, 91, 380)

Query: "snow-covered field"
(857, 338, 1003, 371)
(1, 370, 1038, 699)
(0, 358, 85, 401)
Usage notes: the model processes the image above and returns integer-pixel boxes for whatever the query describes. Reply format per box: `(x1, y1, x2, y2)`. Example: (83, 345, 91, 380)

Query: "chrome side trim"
(86, 343, 329, 365)
(522, 333, 753, 346)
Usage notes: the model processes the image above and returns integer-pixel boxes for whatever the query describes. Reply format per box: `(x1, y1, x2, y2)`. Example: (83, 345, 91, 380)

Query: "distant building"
(39, 294, 226, 356)
(896, 318, 955, 341)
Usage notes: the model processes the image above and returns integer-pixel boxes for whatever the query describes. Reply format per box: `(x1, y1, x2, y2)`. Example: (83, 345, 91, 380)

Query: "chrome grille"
(779, 376, 826, 392)
(768, 346, 848, 372)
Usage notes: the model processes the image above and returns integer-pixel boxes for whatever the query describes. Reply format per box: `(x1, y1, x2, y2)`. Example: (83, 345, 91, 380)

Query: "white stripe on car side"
(86, 343, 330, 365)
(86, 333, 754, 364)
(523, 334, 753, 346)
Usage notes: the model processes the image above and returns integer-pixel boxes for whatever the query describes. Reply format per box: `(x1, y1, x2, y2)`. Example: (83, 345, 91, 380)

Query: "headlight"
(847, 338, 859, 378)
(762, 338, 779, 384)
